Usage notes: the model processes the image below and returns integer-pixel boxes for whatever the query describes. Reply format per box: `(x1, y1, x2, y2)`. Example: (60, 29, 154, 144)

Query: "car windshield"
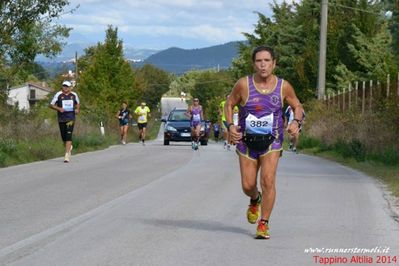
(168, 110, 189, 121)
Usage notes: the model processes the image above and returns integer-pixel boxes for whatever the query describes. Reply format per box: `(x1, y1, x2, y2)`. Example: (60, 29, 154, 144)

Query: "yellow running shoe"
(246, 192, 261, 224)
(255, 220, 270, 239)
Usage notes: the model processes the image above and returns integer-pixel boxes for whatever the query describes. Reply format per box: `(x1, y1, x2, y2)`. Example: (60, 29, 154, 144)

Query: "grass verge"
(298, 144, 399, 199)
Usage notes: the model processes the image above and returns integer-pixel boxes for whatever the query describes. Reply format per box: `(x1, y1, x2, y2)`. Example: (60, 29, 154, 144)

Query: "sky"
(58, 0, 293, 50)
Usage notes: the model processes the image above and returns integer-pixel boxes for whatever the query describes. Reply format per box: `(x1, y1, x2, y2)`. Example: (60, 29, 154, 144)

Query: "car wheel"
(164, 139, 170, 145)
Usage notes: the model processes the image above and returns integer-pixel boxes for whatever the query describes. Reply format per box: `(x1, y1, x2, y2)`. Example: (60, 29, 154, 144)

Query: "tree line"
(1, 0, 399, 159)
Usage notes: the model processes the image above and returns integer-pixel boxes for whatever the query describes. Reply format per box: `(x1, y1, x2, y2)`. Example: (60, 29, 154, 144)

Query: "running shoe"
(289, 143, 293, 150)
(255, 220, 270, 239)
(247, 192, 261, 224)
(191, 141, 195, 150)
(64, 152, 70, 163)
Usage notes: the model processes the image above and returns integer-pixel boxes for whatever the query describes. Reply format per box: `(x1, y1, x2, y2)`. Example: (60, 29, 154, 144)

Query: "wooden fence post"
(369, 80, 373, 111)
(332, 92, 335, 108)
(355, 81, 359, 109)
(348, 83, 351, 110)
(327, 93, 331, 109)
(338, 90, 341, 111)
(387, 74, 390, 97)
(377, 80, 380, 100)
(362, 81, 365, 115)
(342, 87, 346, 112)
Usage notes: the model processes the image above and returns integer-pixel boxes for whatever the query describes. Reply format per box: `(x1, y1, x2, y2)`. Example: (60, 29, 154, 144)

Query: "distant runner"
(49, 80, 80, 163)
(116, 101, 132, 145)
(284, 105, 305, 153)
(186, 98, 203, 150)
(135, 102, 151, 145)
(220, 95, 239, 151)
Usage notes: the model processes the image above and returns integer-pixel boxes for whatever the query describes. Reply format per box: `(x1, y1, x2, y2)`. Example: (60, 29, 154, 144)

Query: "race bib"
(138, 115, 146, 122)
(193, 113, 201, 121)
(62, 99, 74, 112)
(245, 113, 273, 134)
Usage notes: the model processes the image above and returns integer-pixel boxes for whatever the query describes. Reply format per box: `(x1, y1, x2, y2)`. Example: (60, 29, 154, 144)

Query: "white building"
(7, 82, 53, 111)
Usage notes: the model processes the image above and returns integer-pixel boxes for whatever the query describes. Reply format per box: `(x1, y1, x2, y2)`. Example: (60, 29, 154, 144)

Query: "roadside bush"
(0, 138, 17, 153)
(298, 134, 321, 149)
(0, 152, 6, 167)
(73, 134, 105, 149)
(369, 148, 399, 165)
(333, 139, 366, 162)
(349, 139, 366, 162)
(29, 142, 59, 161)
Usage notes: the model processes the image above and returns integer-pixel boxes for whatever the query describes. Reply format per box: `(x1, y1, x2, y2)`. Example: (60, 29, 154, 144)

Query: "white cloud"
(61, 0, 293, 48)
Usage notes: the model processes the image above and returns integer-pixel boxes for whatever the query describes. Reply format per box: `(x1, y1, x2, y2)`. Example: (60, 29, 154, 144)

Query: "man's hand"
(287, 121, 300, 135)
(229, 125, 242, 144)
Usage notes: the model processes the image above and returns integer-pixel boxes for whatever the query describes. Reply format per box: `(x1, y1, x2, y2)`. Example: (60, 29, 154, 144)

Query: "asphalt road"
(0, 98, 398, 266)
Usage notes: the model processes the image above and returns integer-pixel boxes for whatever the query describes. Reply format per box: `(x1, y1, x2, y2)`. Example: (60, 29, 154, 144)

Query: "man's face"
(62, 85, 71, 92)
(253, 51, 276, 78)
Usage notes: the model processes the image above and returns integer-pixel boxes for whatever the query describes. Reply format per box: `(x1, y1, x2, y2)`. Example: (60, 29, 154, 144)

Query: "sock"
(250, 192, 261, 205)
(260, 219, 269, 225)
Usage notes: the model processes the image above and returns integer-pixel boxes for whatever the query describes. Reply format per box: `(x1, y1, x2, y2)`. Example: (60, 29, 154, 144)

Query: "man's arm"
(49, 93, 62, 112)
(225, 78, 245, 143)
(75, 103, 80, 114)
(283, 81, 304, 134)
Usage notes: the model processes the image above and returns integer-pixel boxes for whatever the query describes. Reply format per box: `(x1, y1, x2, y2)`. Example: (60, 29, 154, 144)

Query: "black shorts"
(59, 121, 75, 142)
(138, 123, 147, 129)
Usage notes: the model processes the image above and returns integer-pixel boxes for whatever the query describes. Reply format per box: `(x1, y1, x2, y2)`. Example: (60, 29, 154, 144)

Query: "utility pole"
(75, 51, 78, 89)
(317, 0, 328, 99)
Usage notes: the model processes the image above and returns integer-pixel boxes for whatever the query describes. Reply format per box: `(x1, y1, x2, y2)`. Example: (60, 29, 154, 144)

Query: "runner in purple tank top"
(186, 98, 203, 150)
(224, 46, 304, 239)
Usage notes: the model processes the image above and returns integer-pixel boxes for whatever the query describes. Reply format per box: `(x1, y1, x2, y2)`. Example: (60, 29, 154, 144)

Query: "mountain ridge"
(141, 41, 242, 73)
(36, 41, 244, 75)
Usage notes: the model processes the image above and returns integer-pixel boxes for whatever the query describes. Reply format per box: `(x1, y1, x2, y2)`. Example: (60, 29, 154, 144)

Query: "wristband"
(227, 123, 234, 132)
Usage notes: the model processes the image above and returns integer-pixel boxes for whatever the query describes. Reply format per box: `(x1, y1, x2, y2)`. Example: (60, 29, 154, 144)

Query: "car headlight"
(166, 125, 177, 132)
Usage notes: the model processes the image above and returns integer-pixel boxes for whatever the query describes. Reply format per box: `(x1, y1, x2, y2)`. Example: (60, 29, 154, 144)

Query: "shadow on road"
(139, 218, 252, 237)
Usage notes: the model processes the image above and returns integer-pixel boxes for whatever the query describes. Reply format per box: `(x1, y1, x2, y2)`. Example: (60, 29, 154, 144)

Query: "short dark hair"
(251, 46, 276, 62)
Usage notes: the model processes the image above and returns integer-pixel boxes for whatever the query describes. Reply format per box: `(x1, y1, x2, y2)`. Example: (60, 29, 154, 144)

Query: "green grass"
(0, 113, 162, 168)
(299, 143, 399, 199)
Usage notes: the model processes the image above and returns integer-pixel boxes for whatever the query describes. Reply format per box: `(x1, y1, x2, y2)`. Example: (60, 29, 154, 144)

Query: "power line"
(329, 3, 382, 15)
(147, 77, 235, 87)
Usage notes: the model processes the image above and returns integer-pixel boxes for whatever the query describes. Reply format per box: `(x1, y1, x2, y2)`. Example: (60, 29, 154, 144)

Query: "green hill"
(143, 41, 242, 74)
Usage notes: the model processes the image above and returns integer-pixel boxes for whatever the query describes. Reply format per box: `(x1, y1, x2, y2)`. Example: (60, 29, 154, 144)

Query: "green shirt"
(135, 106, 151, 123)
(220, 100, 238, 122)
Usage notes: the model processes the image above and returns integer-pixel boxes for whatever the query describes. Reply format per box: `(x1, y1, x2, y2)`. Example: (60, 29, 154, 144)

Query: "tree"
(134, 64, 171, 109)
(231, 0, 398, 101)
(186, 69, 234, 121)
(384, 0, 399, 62)
(347, 22, 394, 80)
(0, 0, 72, 101)
(78, 26, 137, 121)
